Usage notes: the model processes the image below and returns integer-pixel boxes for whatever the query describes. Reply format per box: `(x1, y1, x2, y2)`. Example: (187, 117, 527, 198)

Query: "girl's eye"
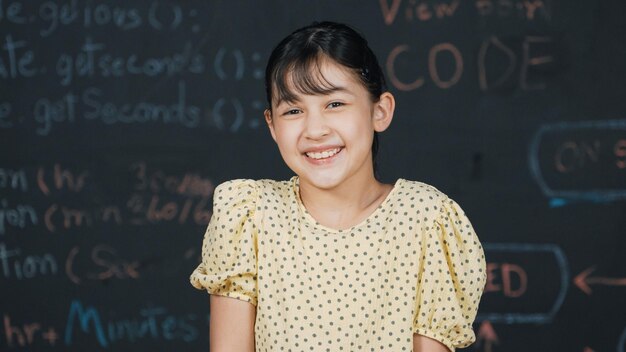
(328, 102, 344, 108)
(283, 109, 301, 116)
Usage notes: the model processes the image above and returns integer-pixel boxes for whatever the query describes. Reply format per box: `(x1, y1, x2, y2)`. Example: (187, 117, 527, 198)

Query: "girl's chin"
(298, 173, 347, 190)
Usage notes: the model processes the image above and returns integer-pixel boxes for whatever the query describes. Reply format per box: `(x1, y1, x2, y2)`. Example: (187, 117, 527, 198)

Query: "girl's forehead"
(273, 59, 363, 104)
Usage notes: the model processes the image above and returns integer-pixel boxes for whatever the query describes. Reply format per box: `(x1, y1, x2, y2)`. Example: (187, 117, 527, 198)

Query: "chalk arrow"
(476, 321, 499, 352)
(574, 266, 626, 295)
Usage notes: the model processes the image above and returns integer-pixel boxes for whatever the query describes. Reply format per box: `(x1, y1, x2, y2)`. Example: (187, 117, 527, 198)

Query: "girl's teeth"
(306, 148, 340, 159)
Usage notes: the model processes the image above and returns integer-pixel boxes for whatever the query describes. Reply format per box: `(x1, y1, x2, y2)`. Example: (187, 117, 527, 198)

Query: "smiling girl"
(191, 21, 486, 352)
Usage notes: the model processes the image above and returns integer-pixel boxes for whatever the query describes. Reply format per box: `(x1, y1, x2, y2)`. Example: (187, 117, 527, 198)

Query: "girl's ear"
(372, 92, 395, 132)
(264, 109, 277, 142)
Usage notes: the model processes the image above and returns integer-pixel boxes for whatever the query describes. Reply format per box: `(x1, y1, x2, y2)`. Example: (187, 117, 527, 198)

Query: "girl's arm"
(413, 334, 450, 352)
(209, 295, 256, 352)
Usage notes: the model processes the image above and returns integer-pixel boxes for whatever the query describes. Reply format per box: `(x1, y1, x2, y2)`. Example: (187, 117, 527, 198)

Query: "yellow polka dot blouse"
(190, 176, 486, 351)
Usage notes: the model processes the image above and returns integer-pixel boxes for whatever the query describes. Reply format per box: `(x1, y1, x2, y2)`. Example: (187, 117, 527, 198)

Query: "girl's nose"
(303, 112, 330, 139)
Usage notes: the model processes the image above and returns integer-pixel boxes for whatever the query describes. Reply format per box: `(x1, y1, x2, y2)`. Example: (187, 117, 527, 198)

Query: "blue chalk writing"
(38, 1, 143, 37)
(0, 242, 57, 279)
(0, 35, 37, 79)
(0, 168, 28, 191)
(32, 81, 200, 136)
(147, 2, 182, 30)
(64, 299, 199, 348)
(82, 81, 200, 128)
(55, 37, 204, 86)
(0, 199, 38, 235)
(64, 300, 109, 347)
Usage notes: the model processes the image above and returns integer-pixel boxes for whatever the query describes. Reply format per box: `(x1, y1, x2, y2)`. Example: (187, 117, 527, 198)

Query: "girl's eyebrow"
(306, 86, 355, 98)
(317, 86, 357, 99)
(327, 86, 352, 95)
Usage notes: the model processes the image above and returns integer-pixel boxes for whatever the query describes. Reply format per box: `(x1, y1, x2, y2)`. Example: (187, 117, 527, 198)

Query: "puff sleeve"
(189, 179, 259, 306)
(413, 196, 487, 351)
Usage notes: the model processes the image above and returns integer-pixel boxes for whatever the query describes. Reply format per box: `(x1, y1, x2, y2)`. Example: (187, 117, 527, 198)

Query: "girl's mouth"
(305, 147, 342, 160)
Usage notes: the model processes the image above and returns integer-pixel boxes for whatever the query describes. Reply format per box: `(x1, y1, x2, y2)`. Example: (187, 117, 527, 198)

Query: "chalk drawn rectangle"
(529, 119, 626, 204)
(476, 243, 568, 324)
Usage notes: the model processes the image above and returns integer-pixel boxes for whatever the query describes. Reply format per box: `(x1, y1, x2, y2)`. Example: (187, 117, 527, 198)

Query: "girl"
(191, 21, 486, 352)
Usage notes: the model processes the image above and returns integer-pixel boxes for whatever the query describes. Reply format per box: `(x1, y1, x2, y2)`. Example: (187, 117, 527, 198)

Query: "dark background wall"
(1, 1, 625, 351)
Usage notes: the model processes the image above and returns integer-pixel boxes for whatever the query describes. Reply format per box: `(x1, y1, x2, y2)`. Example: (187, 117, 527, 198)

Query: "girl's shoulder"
(213, 177, 295, 205)
(396, 178, 450, 202)
(394, 179, 468, 221)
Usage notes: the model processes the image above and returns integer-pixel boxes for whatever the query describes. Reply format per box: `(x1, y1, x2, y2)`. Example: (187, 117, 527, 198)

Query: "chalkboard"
(2, 0, 625, 351)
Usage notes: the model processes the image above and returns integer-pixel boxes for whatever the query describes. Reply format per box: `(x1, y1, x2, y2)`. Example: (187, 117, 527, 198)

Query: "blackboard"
(2, 0, 625, 351)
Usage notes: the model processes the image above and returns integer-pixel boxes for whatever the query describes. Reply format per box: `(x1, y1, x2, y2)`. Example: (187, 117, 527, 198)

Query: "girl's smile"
(303, 146, 344, 165)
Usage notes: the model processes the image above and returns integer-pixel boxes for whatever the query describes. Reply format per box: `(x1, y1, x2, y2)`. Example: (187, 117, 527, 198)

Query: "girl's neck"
(298, 173, 394, 230)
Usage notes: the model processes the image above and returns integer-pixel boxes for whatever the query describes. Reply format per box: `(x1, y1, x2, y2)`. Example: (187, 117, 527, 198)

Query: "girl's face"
(264, 59, 394, 191)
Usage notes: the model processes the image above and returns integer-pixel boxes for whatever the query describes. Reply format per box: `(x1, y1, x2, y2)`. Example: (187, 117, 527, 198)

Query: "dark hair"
(264, 21, 387, 180)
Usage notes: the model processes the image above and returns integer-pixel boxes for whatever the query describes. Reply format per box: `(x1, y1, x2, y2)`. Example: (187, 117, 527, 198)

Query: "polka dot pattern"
(190, 177, 486, 351)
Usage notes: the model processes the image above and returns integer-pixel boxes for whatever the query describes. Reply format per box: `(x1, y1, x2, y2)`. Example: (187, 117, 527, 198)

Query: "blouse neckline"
(291, 176, 404, 234)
